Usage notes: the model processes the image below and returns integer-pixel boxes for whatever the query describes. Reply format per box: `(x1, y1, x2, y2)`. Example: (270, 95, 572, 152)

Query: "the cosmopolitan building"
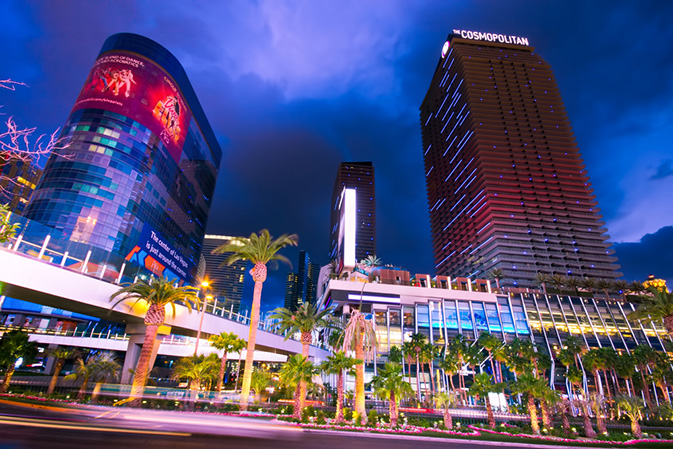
(323, 272, 672, 404)
(420, 30, 620, 287)
(24, 33, 221, 282)
(329, 162, 376, 265)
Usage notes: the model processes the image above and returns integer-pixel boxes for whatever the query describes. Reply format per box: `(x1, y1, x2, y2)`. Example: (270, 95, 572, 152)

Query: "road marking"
(0, 416, 192, 437)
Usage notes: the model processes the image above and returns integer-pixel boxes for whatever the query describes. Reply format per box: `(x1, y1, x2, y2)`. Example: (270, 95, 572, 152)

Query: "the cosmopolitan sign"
(453, 29, 530, 46)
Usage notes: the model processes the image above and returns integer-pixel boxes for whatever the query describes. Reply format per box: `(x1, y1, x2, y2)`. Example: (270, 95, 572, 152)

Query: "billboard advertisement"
(73, 51, 191, 163)
(125, 224, 193, 282)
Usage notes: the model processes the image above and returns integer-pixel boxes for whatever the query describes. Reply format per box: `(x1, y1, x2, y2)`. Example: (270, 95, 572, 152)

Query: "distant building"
(284, 251, 321, 311)
(0, 158, 42, 215)
(201, 235, 247, 314)
(284, 272, 298, 310)
(329, 162, 376, 266)
(420, 30, 620, 287)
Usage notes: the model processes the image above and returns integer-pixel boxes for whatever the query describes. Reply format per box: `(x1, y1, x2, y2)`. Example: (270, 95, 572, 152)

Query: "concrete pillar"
(43, 344, 59, 375)
(121, 323, 171, 384)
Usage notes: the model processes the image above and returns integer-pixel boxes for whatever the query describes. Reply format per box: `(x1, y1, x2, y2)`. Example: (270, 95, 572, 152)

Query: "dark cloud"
(613, 226, 673, 286)
(651, 160, 673, 180)
(2, 0, 672, 311)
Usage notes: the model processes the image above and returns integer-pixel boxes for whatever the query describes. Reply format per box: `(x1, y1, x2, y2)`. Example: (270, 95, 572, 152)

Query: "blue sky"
(2, 0, 672, 313)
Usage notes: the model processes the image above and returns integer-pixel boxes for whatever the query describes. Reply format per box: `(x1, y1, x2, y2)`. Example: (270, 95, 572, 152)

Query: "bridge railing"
(0, 214, 328, 349)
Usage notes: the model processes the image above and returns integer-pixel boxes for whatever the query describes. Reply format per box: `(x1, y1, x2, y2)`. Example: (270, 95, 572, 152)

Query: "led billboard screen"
(73, 51, 191, 163)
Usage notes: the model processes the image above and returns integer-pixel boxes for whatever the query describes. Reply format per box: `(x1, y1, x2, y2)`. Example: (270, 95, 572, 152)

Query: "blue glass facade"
(24, 34, 221, 282)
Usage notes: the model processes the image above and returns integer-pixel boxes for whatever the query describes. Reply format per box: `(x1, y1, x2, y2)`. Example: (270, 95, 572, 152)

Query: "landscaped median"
(268, 415, 673, 448)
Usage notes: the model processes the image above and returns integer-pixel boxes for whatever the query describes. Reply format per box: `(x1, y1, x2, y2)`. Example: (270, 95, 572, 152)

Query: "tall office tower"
(24, 33, 221, 282)
(0, 158, 42, 215)
(420, 30, 620, 287)
(283, 272, 298, 310)
(201, 235, 247, 314)
(329, 162, 376, 264)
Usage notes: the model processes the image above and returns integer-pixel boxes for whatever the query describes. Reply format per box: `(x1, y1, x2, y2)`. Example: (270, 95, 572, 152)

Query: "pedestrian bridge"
(0, 229, 329, 381)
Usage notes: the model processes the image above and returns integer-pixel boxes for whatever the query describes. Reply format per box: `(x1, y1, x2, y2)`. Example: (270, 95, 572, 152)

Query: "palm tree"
(549, 274, 567, 294)
(388, 345, 403, 364)
(632, 345, 656, 409)
(110, 276, 200, 405)
(212, 229, 298, 410)
(434, 391, 457, 429)
(361, 255, 382, 270)
(0, 330, 38, 393)
(589, 392, 608, 435)
(371, 362, 412, 427)
(342, 310, 377, 424)
(250, 368, 272, 403)
(613, 280, 629, 301)
(279, 354, 315, 420)
(65, 356, 97, 401)
(270, 301, 335, 410)
(320, 351, 360, 423)
(171, 354, 219, 407)
(628, 285, 673, 338)
(565, 277, 582, 296)
(469, 372, 500, 429)
(511, 374, 546, 435)
(90, 352, 121, 404)
(534, 272, 550, 293)
(408, 333, 428, 401)
(582, 349, 606, 397)
(439, 351, 461, 395)
(488, 268, 504, 290)
(539, 385, 561, 429)
(628, 281, 646, 297)
(209, 332, 246, 393)
(581, 277, 598, 297)
(326, 259, 340, 280)
(231, 337, 247, 392)
(46, 346, 79, 396)
(478, 332, 502, 382)
(617, 395, 644, 439)
(613, 352, 635, 395)
(597, 279, 614, 300)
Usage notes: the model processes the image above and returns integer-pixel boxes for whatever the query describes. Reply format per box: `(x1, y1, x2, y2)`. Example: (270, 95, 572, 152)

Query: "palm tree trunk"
(129, 323, 160, 405)
(217, 352, 228, 393)
(300, 340, 309, 413)
(389, 390, 398, 427)
(596, 412, 607, 435)
(631, 417, 642, 439)
(355, 344, 366, 424)
(429, 361, 436, 395)
(640, 370, 653, 409)
(561, 408, 570, 434)
(415, 354, 421, 403)
(1, 364, 15, 393)
(657, 381, 671, 403)
(91, 381, 103, 404)
(420, 359, 427, 399)
(582, 400, 596, 438)
(528, 395, 540, 435)
(47, 359, 65, 396)
(240, 278, 264, 411)
(293, 383, 302, 420)
(449, 373, 456, 393)
(486, 396, 495, 429)
(541, 399, 551, 428)
(77, 377, 89, 400)
(335, 370, 344, 422)
(235, 353, 243, 391)
(443, 406, 452, 429)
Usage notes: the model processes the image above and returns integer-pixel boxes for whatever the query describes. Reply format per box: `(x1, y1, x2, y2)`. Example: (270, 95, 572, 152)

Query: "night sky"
(2, 1, 672, 314)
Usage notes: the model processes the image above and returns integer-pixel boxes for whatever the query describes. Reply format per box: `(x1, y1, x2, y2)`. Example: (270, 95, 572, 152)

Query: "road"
(0, 400, 588, 449)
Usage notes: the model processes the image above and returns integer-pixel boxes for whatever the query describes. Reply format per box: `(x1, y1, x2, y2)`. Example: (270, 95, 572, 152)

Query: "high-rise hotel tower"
(329, 162, 376, 265)
(420, 30, 620, 287)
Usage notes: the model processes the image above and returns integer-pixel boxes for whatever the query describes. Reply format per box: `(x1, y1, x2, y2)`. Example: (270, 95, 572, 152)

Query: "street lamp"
(194, 280, 211, 356)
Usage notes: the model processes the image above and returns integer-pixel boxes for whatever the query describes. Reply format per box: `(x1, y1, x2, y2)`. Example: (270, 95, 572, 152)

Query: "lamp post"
(194, 280, 211, 356)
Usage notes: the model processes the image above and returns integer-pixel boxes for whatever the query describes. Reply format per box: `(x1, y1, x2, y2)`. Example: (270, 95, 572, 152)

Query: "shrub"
(316, 410, 326, 425)
(343, 407, 353, 421)
(367, 409, 378, 427)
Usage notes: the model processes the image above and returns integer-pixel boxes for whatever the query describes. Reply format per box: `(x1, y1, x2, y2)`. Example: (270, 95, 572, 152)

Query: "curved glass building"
(24, 33, 221, 282)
